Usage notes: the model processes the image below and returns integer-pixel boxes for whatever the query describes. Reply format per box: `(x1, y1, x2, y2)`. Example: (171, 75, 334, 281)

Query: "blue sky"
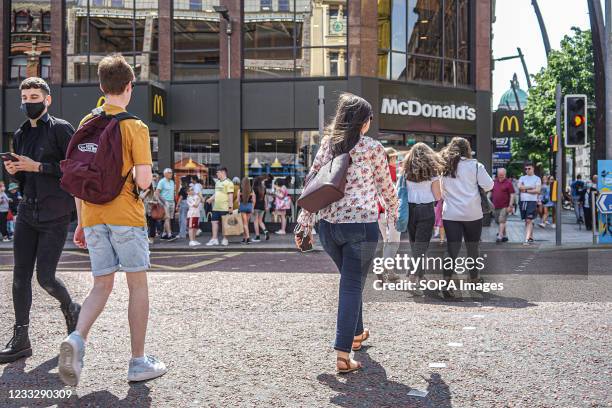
(492, 0, 600, 106)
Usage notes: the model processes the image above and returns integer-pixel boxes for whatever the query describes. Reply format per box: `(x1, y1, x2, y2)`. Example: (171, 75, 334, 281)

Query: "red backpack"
(60, 108, 138, 204)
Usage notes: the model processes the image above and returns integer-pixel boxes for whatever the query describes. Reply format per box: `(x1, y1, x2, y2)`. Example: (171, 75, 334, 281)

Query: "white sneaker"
(274, 230, 286, 235)
(127, 355, 167, 382)
(59, 332, 86, 387)
(196, 230, 202, 237)
(206, 238, 219, 246)
(189, 240, 201, 247)
(221, 238, 229, 246)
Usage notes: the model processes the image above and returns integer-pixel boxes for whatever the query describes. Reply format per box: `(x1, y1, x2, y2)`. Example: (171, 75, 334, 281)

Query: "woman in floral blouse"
(297, 93, 399, 373)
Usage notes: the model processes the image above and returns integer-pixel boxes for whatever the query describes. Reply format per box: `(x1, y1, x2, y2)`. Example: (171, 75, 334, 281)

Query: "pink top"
(297, 136, 399, 227)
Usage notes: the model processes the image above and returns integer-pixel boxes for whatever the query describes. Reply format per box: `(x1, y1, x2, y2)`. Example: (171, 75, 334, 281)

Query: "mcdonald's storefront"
(0, 78, 492, 196)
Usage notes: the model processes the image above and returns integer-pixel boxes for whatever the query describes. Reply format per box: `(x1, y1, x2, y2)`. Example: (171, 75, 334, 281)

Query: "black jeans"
(318, 220, 379, 353)
(442, 219, 483, 280)
(12, 202, 73, 326)
(0, 211, 7, 238)
(407, 203, 435, 278)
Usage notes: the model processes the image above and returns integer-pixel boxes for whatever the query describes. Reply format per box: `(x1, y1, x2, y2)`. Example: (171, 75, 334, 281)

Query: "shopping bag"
(221, 212, 244, 236)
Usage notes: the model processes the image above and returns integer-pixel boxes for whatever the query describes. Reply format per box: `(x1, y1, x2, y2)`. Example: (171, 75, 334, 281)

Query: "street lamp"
(213, 5, 232, 79)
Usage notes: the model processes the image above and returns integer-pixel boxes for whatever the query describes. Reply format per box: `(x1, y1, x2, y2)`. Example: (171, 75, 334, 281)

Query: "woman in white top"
(440, 137, 494, 298)
(400, 143, 443, 282)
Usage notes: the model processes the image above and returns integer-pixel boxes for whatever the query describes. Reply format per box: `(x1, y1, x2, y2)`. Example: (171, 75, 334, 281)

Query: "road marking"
(463, 326, 476, 331)
(428, 362, 446, 368)
(448, 342, 463, 347)
(472, 314, 485, 318)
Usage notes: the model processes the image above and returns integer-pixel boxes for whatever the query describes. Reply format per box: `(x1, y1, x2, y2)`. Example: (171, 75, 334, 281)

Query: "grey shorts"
(164, 201, 175, 220)
(493, 208, 509, 224)
(84, 224, 150, 277)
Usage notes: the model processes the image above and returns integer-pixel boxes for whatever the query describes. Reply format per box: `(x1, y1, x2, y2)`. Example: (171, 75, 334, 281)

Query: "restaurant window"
(243, 1, 347, 79)
(65, 0, 159, 83)
(173, 0, 220, 80)
(260, 0, 272, 11)
(174, 132, 220, 189)
(378, 0, 471, 87)
(9, 1, 51, 83)
(244, 130, 320, 213)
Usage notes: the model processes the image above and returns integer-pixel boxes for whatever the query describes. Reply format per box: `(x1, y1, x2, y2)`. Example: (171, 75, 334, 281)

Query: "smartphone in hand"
(1, 153, 19, 162)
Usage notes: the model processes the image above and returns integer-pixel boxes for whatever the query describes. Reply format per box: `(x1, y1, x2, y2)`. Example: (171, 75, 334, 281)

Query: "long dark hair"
(240, 177, 252, 204)
(253, 176, 266, 200)
(328, 93, 373, 156)
(441, 137, 473, 178)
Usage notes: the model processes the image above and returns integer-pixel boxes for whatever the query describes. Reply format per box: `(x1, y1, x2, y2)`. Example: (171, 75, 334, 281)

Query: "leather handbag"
(297, 153, 351, 213)
(150, 202, 166, 221)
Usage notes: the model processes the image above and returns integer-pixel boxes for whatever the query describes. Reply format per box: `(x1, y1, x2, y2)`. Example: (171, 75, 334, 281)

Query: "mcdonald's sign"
(493, 110, 524, 138)
(150, 84, 167, 124)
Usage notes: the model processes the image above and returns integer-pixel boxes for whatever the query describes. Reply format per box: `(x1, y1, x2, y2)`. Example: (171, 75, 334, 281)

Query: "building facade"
(1, 0, 494, 207)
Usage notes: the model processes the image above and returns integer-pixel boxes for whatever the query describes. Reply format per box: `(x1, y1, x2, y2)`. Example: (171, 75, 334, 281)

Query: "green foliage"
(514, 27, 594, 174)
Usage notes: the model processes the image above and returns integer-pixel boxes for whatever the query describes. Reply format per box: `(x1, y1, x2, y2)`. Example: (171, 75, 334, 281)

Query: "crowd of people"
(142, 168, 293, 247)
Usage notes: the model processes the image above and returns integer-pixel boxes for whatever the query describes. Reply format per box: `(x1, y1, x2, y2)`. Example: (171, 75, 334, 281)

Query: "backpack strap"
(113, 112, 140, 122)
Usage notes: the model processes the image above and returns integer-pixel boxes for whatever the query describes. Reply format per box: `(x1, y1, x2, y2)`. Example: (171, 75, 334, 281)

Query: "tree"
(514, 27, 595, 176)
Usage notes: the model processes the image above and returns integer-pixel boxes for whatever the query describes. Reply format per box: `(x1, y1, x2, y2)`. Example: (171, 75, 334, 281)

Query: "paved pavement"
(0, 246, 610, 406)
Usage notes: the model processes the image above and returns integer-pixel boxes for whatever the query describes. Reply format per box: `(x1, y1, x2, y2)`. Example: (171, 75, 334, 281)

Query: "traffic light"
(564, 94, 587, 147)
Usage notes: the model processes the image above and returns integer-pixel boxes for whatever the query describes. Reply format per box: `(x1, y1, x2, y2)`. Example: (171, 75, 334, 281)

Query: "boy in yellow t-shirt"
(205, 167, 234, 246)
(58, 54, 166, 387)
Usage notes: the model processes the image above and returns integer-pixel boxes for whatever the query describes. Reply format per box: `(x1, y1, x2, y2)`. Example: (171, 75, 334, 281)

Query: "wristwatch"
(38, 163, 43, 173)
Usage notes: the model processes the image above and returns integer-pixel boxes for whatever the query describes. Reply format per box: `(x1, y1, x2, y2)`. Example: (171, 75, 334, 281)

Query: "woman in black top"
(177, 179, 190, 239)
(252, 176, 270, 241)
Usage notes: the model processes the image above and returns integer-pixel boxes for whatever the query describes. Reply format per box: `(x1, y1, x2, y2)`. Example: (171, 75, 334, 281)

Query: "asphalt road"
(0, 250, 610, 407)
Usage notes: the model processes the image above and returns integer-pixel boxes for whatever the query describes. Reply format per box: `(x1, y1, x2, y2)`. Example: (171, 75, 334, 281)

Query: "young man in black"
(0, 77, 80, 364)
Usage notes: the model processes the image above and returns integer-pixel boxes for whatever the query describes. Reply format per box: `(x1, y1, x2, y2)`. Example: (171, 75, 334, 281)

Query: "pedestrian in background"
(206, 167, 234, 246)
(187, 186, 201, 246)
(238, 176, 256, 244)
(540, 175, 554, 228)
(434, 199, 445, 243)
(6, 183, 21, 240)
(440, 137, 494, 298)
(570, 174, 585, 224)
(518, 163, 541, 246)
(155, 168, 177, 241)
(377, 147, 400, 282)
(176, 178, 189, 240)
(490, 167, 514, 243)
(252, 176, 270, 242)
(583, 175, 598, 231)
(62, 54, 166, 386)
(274, 179, 291, 234)
(297, 93, 398, 374)
(0, 182, 10, 242)
(401, 143, 443, 285)
(1, 77, 80, 364)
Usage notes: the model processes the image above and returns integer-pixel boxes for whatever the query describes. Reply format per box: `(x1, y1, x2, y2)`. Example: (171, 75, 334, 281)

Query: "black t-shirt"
(178, 187, 188, 201)
(21, 126, 43, 199)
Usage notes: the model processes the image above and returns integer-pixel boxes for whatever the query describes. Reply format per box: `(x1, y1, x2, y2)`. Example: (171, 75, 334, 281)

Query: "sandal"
(336, 357, 362, 374)
(352, 329, 370, 351)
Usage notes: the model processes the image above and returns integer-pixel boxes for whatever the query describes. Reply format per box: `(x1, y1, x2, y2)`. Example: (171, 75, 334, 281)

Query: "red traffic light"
(573, 114, 585, 127)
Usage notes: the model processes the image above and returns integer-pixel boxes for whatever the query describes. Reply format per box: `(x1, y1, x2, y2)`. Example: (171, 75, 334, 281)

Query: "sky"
(491, 0, 600, 107)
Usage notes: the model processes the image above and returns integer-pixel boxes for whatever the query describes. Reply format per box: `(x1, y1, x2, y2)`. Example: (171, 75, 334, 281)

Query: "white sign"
(381, 98, 476, 121)
(596, 192, 612, 214)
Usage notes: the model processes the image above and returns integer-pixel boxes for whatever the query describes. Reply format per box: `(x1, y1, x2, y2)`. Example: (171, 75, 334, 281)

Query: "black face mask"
(20, 102, 46, 120)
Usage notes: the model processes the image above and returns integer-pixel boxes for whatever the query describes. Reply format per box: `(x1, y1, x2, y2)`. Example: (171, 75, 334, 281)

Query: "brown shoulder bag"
(297, 153, 351, 213)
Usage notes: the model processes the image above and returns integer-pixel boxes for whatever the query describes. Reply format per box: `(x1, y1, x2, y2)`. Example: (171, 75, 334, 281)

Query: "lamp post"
(214, 5, 232, 79)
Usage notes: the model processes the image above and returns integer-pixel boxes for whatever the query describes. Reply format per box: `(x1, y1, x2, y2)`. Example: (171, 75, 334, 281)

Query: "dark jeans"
(0, 211, 7, 237)
(584, 206, 593, 230)
(13, 203, 73, 326)
(442, 219, 483, 280)
(407, 202, 435, 277)
(318, 220, 379, 353)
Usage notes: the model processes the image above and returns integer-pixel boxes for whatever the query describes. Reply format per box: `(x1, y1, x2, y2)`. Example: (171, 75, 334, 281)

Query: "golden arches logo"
(499, 115, 519, 133)
(153, 94, 164, 117)
(96, 96, 106, 107)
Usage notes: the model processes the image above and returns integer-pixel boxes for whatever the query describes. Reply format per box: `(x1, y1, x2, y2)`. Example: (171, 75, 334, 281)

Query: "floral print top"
(297, 136, 399, 227)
